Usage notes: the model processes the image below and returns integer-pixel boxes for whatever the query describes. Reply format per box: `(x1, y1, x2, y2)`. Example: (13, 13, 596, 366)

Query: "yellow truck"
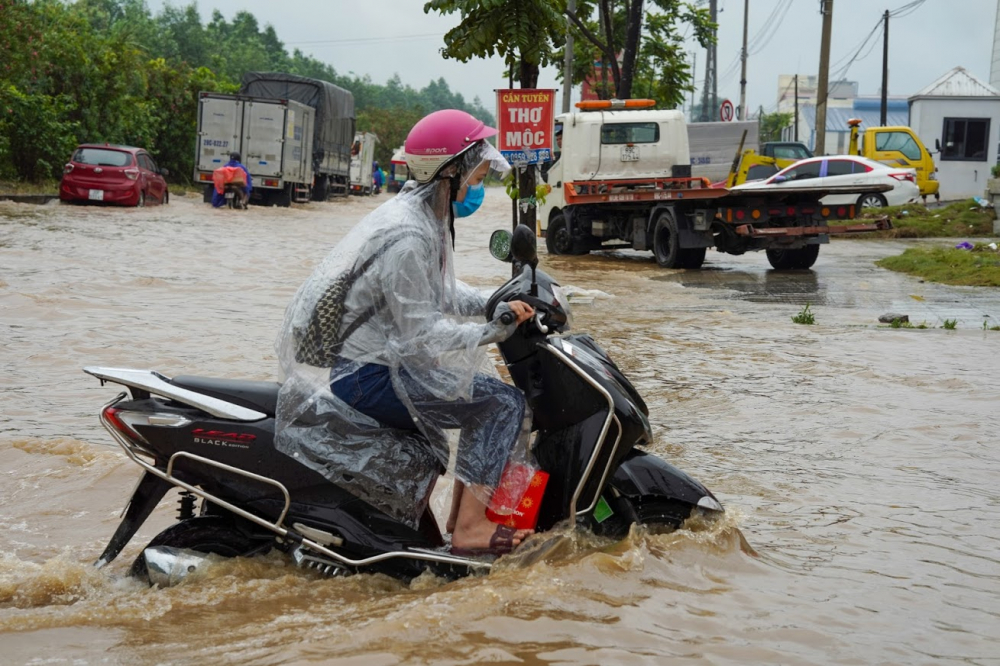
(847, 119, 939, 202)
(724, 140, 813, 188)
(727, 120, 939, 202)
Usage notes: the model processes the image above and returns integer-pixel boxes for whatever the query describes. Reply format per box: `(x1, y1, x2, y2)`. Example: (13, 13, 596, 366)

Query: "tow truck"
(539, 100, 891, 270)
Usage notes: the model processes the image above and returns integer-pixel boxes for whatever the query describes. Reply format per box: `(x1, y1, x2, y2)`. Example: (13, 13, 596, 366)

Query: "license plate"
(225, 191, 234, 199)
(620, 146, 639, 162)
(88, 189, 104, 201)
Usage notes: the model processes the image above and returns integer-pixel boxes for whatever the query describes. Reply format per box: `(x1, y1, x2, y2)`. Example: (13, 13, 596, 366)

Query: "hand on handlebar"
(507, 299, 535, 325)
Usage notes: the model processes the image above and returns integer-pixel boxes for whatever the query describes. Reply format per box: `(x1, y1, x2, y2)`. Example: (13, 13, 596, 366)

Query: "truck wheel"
(272, 184, 293, 208)
(312, 175, 330, 202)
(546, 213, 586, 255)
(766, 244, 820, 270)
(653, 212, 681, 268)
(857, 193, 887, 209)
(679, 247, 706, 269)
(203, 184, 214, 203)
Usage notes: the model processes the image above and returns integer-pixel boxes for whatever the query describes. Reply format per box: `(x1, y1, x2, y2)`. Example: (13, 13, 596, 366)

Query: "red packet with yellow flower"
(485, 463, 549, 530)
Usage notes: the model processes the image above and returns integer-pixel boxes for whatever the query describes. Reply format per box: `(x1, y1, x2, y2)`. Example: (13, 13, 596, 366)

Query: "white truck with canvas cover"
(539, 102, 891, 270)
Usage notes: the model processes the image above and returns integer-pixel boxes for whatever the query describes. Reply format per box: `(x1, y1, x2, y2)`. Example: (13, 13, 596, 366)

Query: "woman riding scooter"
(276, 110, 538, 555)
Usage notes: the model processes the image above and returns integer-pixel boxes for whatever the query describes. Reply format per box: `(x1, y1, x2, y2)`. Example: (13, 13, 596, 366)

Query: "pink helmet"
(404, 110, 497, 183)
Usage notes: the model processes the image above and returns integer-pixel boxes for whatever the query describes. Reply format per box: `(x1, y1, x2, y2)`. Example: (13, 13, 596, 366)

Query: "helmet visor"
(458, 141, 511, 189)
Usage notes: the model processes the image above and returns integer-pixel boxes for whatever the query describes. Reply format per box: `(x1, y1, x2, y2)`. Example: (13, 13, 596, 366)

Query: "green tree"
(0, 0, 504, 184)
(424, 0, 567, 231)
(759, 111, 793, 143)
(357, 106, 425, 166)
(562, 0, 715, 106)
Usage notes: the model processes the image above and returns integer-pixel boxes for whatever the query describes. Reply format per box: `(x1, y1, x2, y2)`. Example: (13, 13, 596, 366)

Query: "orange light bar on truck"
(198, 173, 212, 182)
(576, 99, 656, 110)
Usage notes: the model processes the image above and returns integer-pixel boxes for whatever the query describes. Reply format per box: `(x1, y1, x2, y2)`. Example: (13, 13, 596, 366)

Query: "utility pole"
(739, 0, 749, 120)
(815, 0, 834, 154)
(562, 0, 576, 113)
(699, 0, 718, 121)
(880, 9, 889, 126)
(690, 50, 697, 120)
(794, 74, 799, 141)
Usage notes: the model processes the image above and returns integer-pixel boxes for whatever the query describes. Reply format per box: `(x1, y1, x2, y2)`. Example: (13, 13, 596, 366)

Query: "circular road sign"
(720, 99, 735, 122)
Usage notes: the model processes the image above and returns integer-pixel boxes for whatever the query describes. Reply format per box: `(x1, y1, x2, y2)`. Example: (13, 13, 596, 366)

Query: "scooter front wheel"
(591, 495, 695, 538)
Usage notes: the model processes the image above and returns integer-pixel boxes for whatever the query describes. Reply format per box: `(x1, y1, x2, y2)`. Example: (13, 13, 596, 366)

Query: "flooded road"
(2, 193, 999, 665)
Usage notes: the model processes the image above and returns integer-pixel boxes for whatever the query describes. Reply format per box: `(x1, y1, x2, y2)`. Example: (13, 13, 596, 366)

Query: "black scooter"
(86, 225, 723, 585)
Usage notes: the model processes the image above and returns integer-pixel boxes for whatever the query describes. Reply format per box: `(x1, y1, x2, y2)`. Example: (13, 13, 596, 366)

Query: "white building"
(909, 67, 1000, 200)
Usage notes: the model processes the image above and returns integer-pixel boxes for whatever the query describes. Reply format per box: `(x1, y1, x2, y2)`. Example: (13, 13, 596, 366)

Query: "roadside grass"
(0, 179, 60, 195)
(1, 179, 203, 196)
(850, 199, 997, 239)
(875, 243, 1000, 287)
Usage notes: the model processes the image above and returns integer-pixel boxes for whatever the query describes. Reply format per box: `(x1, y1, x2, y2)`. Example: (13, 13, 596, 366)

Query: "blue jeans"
(331, 363, 417, 430)
(330, 363, 526, 488)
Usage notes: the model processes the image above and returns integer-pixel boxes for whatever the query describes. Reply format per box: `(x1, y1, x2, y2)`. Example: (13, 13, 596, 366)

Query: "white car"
(732, 155, 920, 208)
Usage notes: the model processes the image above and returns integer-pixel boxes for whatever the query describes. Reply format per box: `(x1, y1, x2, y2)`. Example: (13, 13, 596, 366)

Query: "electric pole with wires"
(699, 0, 718, 121)
(739, 0, 749, 120)
(880, 9, 889, 125)
(815, 0, 834, 154)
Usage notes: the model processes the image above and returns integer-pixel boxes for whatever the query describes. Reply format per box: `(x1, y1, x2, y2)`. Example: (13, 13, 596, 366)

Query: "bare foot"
(452, 519, 532, 552)
(446, 479, 464, 534)
(450, 483, 532, 552)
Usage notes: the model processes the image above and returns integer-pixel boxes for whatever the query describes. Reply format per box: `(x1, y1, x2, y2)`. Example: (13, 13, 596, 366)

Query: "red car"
(60, 144, 169, 207)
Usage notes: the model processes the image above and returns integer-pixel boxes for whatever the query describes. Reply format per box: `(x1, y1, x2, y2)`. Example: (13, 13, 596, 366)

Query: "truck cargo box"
(194, 92, 314, 206)
(687, 120, 760, 184)
(349, 131, 378, 195)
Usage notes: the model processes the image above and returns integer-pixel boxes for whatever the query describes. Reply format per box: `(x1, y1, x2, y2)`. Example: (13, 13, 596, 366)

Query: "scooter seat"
(170, 375, 281, 417)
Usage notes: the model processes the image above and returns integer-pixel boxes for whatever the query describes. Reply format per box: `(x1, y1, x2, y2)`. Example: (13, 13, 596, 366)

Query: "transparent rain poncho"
(274, 142, 536, 528)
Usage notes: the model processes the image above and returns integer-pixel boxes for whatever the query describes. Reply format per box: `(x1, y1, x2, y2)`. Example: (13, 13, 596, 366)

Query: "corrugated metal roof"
(910, 67, 1000, 99)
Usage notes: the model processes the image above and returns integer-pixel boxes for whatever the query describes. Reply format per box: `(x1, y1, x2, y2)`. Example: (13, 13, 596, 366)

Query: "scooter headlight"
(551, 285, 573, 332)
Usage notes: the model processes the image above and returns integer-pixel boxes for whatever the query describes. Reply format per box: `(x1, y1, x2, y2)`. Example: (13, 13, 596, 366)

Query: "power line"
(828, 0, 925, 82)
(286, 33, 443, 47)
(830, 19, 883, 81)
(890, 0, 926, 18)
(748, 0, 794, 56)
(717, 0, 793, 87)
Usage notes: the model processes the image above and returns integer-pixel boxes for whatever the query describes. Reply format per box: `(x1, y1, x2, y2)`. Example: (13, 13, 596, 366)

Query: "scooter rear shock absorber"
(177, 491, 196, 520)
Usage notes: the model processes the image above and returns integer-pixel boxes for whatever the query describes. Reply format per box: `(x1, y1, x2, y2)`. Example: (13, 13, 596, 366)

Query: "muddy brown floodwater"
(2, 192, 999, 665)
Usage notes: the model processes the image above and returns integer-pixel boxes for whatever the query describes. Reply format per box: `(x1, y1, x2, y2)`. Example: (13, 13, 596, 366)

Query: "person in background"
(212, 152, 252, 207)
(372, 160, 384, 194)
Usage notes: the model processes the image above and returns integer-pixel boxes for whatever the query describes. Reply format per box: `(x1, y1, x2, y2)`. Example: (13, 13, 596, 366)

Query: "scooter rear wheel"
(128, 515, 263, 581)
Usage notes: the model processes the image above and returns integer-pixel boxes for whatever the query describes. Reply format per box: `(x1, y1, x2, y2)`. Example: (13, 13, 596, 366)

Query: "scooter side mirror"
(489, 229, 512, 262)
(511, 224, 538, 267)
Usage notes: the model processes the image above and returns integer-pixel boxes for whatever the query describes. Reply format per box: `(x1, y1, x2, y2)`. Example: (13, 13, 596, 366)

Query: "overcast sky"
(147, 0, 997, 117)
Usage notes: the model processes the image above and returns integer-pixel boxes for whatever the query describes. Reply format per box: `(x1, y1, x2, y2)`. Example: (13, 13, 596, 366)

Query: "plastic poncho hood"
(274, 141, 530, 527)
